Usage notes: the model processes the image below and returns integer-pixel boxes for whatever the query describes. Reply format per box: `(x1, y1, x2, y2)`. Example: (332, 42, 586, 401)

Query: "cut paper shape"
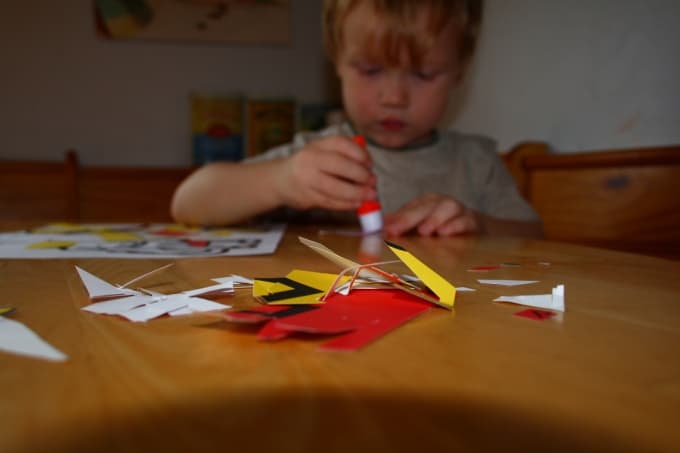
(514, 309, 556, 321)
(298, 236, 381, 280)
(385, 241, 455, 308)
(254, 277, 325, 304)
(219, 289, 431, 351)
(494, 284, 565, 312)
(77, 266, 232, 322)
(467, 265, 501, 272)
(0, 317, 67, 362)
(222, 305, 317, 324)
(478, 279, 538, 286)
(253, 270, 350, 305)
(213, 275, 253, 286)
(81, 295, 152, 315)
(76, 266, 143, 301)
(299, 237, 455, 309)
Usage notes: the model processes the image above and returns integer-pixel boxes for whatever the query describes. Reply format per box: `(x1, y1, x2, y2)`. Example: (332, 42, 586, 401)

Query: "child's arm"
(171, 136, 375, 226)
(383, 193, 544, 238)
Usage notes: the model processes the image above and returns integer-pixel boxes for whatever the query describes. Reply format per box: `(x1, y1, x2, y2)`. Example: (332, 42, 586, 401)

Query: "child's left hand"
(383, 193, 481, 236)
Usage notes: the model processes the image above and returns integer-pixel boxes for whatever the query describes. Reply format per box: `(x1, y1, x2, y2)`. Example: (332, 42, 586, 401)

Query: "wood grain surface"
(1, 228, 679, 452)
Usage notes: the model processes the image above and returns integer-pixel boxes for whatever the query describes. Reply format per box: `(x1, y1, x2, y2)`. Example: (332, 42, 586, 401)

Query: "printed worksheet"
(0, 223, 285, 258)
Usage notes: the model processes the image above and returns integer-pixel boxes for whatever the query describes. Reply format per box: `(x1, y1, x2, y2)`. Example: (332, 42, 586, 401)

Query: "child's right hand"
(275, 136, 376, 211)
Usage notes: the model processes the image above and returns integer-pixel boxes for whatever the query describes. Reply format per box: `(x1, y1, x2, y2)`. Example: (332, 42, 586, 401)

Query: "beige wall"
(450, 0, 680, 152)
(1, 1, 678, 167)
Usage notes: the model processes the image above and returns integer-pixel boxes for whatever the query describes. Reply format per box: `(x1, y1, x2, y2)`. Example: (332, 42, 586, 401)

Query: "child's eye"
(356, 64, 382, 76)
(414, 70, 436, 81)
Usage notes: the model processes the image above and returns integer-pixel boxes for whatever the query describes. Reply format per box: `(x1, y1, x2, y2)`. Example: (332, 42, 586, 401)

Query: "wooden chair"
(0, 151, 79, 226)
(504, 143, 680, 260)
(78, 164, 193, 223)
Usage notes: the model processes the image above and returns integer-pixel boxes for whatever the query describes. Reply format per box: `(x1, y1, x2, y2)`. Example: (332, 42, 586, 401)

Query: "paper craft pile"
(75, 236, 565, 353)
(76, 264, 244, 322)
(216, 237, 456, 351)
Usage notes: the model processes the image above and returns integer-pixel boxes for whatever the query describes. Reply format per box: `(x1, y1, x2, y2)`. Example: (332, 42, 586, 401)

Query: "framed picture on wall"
(94, 0, 290, 45)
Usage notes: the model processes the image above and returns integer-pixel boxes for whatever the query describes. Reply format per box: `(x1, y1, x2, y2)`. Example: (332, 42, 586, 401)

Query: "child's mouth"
(379, 119, 405, 132)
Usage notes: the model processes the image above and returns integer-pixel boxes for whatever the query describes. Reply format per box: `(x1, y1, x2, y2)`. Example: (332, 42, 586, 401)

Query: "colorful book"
(246, 99, 295, 157)
(191, 94, 244, 164)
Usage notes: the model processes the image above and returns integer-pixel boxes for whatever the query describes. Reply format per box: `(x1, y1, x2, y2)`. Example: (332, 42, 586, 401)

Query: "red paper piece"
(514, 308, 556, 321)
(271, 290, 431, 351)
(467, 265, 501, 272)
(257, 321, 294, 340)
(222, 305, 315, 323)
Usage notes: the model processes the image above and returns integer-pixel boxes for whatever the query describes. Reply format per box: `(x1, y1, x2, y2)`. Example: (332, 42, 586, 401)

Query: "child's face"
(336, 3, 463, 149)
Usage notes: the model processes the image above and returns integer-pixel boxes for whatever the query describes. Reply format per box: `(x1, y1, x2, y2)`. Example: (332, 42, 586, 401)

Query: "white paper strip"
(81, 295, 153, 315)
(478, 279, 538, 286)
(0, 317, 67, 362)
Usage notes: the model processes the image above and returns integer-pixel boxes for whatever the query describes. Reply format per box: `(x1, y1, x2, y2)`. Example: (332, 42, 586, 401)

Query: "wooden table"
(1, 227, 679, 453)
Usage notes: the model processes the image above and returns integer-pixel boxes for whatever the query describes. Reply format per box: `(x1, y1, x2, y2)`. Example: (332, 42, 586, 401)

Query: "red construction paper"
(467, 265, 501, 272)
(514, 308, 556, 321)
(272, 290, 431, 351)
(222, 305, 291, 323)
(257, 321, 294, 340)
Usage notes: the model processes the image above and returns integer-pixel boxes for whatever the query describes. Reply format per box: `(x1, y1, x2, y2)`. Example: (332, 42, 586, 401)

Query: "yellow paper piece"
(386, 241, 456, 308)
(253, 270, 349, 305)
(27, 241, 76, 250)
(97, 232, 142, 242)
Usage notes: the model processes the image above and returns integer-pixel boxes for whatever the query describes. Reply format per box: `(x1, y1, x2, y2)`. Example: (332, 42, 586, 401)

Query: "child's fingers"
(313, 173, 376, 207)
(316, 150, 375, 186)
(383, 203, 431, 236)
(435, 216, 478, 236)
(315, 136, 373, 166)
(416, 199, 465, 235)
(384, 194, 478, 237)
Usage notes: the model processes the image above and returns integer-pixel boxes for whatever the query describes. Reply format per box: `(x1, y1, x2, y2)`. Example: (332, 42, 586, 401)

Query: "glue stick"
(352, 135, 383, 233)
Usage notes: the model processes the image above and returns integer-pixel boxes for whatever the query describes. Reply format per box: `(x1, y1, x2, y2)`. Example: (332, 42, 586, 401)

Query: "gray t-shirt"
(246, 123, 538, 222)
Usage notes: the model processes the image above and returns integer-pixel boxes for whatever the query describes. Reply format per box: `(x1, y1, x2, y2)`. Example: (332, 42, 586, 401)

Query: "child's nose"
(379, 73, 409, 107)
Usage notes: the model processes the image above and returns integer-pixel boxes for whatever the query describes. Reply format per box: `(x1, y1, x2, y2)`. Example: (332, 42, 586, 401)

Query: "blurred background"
(0, 0, 678, 167)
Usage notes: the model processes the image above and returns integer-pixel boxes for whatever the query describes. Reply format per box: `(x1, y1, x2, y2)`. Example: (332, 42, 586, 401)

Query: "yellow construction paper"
(253, 270, 349, 305)
(386, 242, 456, 308)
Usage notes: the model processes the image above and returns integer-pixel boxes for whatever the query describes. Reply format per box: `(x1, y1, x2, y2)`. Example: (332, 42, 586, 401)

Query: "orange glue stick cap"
(352, 135, 367, 148)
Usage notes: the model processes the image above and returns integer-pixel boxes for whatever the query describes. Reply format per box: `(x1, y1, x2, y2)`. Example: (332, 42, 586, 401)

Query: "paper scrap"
(478, 279, 538, 286)
(76, 266, 142, 301)
(494, 284, 565, 312)
(219, 289, 431, 351)
(514, 309, 556, 321)
(0, 317, 67, 362)
(467, 265, 501, 272)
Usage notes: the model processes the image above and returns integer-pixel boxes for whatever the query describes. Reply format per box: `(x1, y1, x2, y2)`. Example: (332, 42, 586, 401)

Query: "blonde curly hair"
(323, 0, 483, 68)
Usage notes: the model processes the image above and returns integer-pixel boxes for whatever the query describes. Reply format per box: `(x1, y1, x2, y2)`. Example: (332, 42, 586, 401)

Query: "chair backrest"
(78, 165, 193, 223)
(0, 151, 79, 224)
(504, 143, 680, 259)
